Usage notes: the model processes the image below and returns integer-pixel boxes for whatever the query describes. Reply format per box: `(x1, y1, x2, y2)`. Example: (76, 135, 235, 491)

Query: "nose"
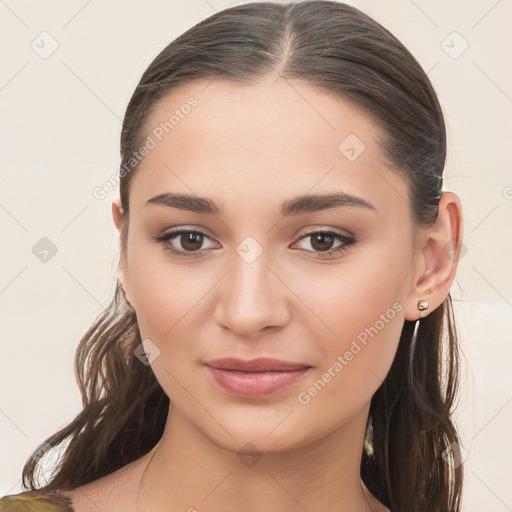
(213, 248, 290, 338)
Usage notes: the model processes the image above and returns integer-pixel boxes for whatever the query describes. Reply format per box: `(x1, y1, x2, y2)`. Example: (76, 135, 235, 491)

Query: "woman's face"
(117, 77, 423, 453)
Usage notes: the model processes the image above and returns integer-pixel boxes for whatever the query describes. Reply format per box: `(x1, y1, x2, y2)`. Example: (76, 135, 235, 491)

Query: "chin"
(218, 431, 307, 457)
(197, 413, 318, 456)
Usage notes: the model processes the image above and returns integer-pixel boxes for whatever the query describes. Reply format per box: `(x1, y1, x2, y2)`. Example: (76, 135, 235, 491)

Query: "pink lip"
(204, 358, 312, 398)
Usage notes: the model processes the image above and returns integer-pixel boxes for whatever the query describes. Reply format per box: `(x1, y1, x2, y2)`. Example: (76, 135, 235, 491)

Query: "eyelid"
(294, 225, 354, 240)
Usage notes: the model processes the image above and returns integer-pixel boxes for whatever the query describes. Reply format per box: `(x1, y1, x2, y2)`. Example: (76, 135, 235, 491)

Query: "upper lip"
(204, 357, 311, 372)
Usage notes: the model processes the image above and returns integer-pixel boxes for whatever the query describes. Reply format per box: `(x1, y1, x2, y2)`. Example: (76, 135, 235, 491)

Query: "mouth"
(204, 357, 311, 372)
(204, 357, 312, 398)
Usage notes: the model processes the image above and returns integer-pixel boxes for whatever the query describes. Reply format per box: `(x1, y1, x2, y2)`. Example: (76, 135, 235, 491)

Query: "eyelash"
(153, 228, 356, 259)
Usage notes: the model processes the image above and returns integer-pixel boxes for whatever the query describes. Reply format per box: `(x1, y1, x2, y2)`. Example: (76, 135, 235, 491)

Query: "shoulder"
(0, 490, 74, 511)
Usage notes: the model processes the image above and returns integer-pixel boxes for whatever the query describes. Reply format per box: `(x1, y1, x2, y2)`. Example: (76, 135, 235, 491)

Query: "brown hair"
(22, 2, 464, 510)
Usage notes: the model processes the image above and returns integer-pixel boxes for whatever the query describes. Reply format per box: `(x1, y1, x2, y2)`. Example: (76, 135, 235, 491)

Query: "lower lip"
(205, 366, 311, 398)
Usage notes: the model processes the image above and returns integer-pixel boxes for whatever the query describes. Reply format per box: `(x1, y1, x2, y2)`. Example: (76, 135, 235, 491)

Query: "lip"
(204, 358, 312, 398)
(204, 357, 311, 372)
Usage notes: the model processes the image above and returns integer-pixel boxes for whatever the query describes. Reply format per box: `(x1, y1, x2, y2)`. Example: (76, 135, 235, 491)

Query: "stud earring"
(417, 299, 429, 311)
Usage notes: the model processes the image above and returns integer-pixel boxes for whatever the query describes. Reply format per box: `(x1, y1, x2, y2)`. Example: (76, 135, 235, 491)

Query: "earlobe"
(404, 191, 464, 321)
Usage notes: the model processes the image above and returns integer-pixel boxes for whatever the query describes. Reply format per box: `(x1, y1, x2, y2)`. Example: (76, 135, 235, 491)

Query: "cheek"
(293, 251, 407, 402)
(293, 248, 406, 340)
(127, 256, 208, 400)
(296, 295, 404, 422)
(126, 236, 213, 338)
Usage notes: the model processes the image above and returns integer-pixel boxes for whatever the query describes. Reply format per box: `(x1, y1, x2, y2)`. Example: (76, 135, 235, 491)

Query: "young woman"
(0, 1, 465, 511)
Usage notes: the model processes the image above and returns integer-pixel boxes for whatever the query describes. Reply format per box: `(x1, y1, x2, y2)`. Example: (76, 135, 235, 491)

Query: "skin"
(62, 76, 463, 512)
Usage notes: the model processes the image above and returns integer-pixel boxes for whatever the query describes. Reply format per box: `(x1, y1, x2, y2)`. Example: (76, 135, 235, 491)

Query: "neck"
(137, 401, 384, 512)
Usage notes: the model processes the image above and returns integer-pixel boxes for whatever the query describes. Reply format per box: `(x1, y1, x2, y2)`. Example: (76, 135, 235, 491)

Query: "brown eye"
(153, 228, 356, 260)
(309, 232, 336, 252)
(294, 230, 356, 259)
(180, 232, 205, 251)
(153, 229, 216, 257)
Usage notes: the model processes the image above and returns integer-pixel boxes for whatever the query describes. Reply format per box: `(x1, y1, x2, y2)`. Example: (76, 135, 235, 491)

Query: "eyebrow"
(145, 191, 376, 217)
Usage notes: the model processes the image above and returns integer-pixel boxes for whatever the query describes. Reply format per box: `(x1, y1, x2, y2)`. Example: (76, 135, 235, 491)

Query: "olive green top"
(0, 491, 74, 511)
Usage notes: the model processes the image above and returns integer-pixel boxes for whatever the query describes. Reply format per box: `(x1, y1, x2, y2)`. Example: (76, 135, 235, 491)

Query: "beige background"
(1, 0, 511, 509)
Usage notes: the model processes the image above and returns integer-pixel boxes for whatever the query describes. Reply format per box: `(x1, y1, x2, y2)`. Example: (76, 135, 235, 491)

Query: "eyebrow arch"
(145, 191, 376, 217)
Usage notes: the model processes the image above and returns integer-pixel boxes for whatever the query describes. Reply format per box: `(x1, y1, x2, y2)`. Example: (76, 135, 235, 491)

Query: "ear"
(112, 198, 135, 308)
(404, 191, 464, 321)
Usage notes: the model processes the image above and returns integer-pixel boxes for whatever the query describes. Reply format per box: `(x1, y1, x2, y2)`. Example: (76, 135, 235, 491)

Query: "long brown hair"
(22, 2, 464, 510)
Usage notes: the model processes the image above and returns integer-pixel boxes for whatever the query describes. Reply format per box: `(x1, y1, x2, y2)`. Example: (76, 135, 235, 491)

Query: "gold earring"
(417, 299, 429, 311)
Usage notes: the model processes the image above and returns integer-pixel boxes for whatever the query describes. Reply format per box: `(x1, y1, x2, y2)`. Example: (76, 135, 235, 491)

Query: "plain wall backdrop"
(1, 0, 511, 510)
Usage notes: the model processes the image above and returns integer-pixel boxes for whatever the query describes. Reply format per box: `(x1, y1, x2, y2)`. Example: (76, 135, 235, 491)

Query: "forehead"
(128, 77, 410, 221)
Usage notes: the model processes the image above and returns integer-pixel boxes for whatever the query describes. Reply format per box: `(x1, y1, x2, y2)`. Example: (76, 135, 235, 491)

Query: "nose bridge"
(214, 237, 289, 335)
